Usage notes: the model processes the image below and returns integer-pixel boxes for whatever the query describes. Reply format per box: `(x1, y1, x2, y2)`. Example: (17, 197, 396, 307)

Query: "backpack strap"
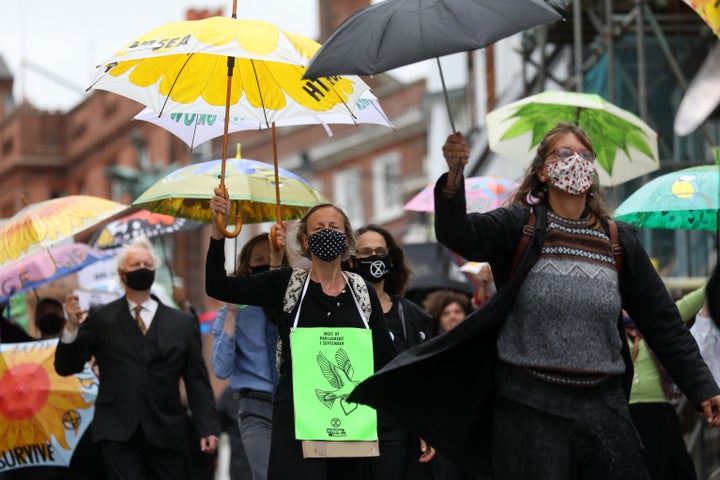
(510, 208, 536, 277)
(608, 219, 623, 276)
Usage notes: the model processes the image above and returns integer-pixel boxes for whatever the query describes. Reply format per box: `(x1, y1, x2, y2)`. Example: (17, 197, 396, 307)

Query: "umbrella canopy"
(133, 91, 394, 150)
(0, 243, 114, 303)
(88, 14, 375, 238)
(304, 0, 562, 78)
(674, 41, 720, 137)
(0, 196, 128, 267)
(88, 16, 371, 124)
(90, 210, 203, 250)
(132, 158, 327, 225)
(486, 90, 660, 187)
(614, 163, 720, 232)
(404, 176, 519, 213)
(0, 339, 97, 470)
(304, 0, 562, 132)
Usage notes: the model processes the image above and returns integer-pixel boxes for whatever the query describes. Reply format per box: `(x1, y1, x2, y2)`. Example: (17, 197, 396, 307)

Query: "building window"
(333, 167, 364, 227)
(372, 151, 403, 223)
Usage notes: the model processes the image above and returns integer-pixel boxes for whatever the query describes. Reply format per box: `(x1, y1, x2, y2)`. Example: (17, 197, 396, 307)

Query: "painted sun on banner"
(0, 340, 97, 472)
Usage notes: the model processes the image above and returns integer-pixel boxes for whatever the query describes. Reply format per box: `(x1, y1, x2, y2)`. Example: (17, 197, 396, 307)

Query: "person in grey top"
(348, 123, 720, 480)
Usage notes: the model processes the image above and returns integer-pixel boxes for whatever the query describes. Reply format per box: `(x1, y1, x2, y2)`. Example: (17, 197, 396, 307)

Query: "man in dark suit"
(54, 237, 219, 480)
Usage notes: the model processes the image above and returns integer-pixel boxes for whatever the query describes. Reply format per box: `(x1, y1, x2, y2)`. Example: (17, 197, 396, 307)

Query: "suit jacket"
(54, 296, 218, 450)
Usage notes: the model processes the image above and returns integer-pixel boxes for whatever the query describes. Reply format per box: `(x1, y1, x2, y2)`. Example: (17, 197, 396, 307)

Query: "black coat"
(349, 173, 720, 475)
(54, 297, 219, 450)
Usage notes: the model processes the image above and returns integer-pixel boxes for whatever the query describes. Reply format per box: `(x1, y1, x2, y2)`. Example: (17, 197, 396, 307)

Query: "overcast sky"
(0, 0, 325, 111)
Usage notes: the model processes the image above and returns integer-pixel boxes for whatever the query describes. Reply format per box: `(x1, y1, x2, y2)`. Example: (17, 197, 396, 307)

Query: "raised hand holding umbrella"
(88, 3, 373, 241)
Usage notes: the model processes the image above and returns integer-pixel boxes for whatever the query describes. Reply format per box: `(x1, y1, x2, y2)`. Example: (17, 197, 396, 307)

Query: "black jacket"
(349, 173, 720, 475)
(54, 297, 219, 449)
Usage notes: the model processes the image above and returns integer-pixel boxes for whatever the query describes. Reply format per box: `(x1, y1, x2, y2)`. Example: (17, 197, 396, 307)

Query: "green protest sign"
(290, 327, 376, 441)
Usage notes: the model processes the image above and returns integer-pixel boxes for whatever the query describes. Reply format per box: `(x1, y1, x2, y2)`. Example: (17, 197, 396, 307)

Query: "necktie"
(134, 305, 147, 335)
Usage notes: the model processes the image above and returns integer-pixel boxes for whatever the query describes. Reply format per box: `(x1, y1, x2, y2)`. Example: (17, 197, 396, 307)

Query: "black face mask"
(250, 265, 270, 274)
(353, 255, 391, 283)
(36, 314, 66, 336)
(122, 268, 155, 291)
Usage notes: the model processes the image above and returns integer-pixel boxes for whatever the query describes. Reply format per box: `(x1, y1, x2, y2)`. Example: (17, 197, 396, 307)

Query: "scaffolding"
(471, 0, 718, 276)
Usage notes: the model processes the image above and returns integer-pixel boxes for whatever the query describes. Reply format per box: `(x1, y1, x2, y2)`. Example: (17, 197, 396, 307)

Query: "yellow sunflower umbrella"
(0, 195, 129, 267)
(87, 4, 372, 241)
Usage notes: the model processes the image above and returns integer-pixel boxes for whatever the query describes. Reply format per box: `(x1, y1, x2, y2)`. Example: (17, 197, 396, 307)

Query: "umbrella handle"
(270, 224, 282, 251)
(215, 214, 243, 238)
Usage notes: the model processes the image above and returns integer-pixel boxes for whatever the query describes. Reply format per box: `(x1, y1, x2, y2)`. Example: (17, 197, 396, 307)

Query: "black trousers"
(99, 428, 189, 480)
(629, 402, 696, 480)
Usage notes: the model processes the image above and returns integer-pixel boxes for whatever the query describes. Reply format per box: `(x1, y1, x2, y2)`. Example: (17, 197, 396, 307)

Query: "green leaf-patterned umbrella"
(486, 90, 659, 187)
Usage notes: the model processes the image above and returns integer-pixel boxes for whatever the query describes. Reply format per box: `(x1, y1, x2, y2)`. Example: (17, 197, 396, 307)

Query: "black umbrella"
(305, 0, 564, 132)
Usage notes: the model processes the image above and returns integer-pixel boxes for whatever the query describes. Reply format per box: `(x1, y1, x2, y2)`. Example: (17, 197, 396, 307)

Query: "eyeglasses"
(548, 147, 596, 162)
(356, 247, 389, 257)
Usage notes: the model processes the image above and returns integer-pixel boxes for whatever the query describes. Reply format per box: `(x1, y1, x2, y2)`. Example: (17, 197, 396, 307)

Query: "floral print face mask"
(545, 154, 595, 195)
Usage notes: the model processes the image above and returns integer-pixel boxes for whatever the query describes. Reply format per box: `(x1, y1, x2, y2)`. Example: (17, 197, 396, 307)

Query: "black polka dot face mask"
(307, 229, 347, 262)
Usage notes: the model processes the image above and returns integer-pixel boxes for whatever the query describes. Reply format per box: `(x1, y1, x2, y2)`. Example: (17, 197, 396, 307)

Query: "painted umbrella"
(486, 90, 660, 187)
(404, 176, 519, 213)
(131, 158, 327, 225)
(614, 163, 720, 233)
(87, 8, 373, 238)
(0, 243, 113, 303)
(0, 196, 128, 268)
(89, 210, 203, 250)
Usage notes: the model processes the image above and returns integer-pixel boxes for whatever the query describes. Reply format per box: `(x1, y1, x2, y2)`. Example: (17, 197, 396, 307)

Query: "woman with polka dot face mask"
(207, 198, 397, 479)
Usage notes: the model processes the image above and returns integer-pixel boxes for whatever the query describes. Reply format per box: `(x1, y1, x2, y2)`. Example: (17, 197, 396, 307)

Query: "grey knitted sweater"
(497, 211, 624, 374)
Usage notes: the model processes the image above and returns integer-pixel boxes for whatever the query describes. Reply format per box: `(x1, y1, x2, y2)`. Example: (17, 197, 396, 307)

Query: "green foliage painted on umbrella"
(499, 103, 655, 176)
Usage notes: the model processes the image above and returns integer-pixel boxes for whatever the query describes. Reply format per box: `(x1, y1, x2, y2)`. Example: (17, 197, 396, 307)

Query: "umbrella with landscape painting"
(131, 157, 326, 226)
(0, 243, 113, 304)
(86, 3, 375, 243)
(614, 154, 720, 262)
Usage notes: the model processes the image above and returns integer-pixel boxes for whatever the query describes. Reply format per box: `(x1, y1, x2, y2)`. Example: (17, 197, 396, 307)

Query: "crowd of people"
(2, 121, 720, 480)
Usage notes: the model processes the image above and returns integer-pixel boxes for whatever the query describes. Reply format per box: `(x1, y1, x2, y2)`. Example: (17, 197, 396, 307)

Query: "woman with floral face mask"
(207, 196, 396, 480)
(346, 123, 720, 480)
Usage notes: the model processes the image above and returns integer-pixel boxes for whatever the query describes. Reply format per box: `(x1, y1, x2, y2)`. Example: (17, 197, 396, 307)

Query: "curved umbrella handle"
(215, 213, 243, 239)
(270, 223, 282, 251)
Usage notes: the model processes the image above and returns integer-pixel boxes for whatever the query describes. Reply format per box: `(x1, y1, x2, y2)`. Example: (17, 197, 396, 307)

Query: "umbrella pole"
(436, 58, 464, 191)
(436, 58, 457, 134)
(270, 122, 283, 251)
(215, 57, 242, 239)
